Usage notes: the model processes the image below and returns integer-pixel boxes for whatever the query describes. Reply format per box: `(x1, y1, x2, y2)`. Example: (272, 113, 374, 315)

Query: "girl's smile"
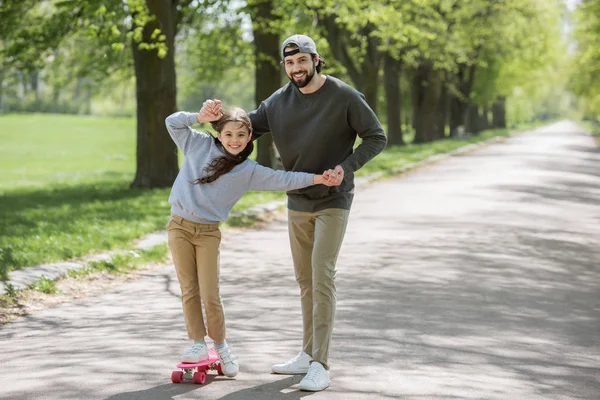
(218, 122, 252, 155)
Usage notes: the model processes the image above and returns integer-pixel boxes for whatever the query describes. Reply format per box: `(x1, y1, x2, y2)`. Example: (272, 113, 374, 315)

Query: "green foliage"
(84, 245, 168, 274)
(28, 275, 58, 294)
(466, 0, 569, 122)
(176, 2, 255, 111)
(570, 0, 600, 118)
(3, 283, 17, 299)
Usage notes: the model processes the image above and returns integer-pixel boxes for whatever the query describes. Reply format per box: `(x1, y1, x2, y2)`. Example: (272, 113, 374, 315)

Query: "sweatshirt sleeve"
(248, 163, 315, 192)
(165, 111, 212, 155)
(248, 98, 273, 141)
(339, 92, 388, 174)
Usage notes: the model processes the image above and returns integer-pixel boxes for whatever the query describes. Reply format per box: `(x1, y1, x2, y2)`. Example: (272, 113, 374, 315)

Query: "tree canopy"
(0, 0, 591, 186)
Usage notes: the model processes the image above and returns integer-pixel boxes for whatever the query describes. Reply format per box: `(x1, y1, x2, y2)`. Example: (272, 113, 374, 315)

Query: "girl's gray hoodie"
(165, 112, 315, 224)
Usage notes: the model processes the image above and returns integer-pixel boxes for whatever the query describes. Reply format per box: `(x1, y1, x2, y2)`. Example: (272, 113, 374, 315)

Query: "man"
(202, 34, 387, 391)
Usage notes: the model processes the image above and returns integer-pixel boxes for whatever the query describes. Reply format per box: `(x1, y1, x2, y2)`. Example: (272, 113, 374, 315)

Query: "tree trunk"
(412, 65, 440, 144)
(434, 80, 448, 140)
(30, 70, 39, 102)
(250, 0, 280, 168)
(479, 106, 490, 130)
(19, 70, 28, 102)
(0, 70, 3, 111)
(449, 63, 477, 137)
(73, 77, 82, 101)
(130, 0, 179, 189)
(449, 94, 463, 137)
(52, 83, 61, 103)
(466, 104, 480, 134)
(492, 97, 506, 128)
(384, 52, 403, 146)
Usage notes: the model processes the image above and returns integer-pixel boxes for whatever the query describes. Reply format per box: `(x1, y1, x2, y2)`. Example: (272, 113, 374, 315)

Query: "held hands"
(197, 99, 223, 124)
(314, 165, 344, 186)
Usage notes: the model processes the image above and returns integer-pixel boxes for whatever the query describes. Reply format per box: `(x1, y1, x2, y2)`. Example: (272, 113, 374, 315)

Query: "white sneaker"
(298, 362, 330, 392)
(271, 351, 313, 374)
(181, 342, 209, 363)
(216, 344, 239, 377)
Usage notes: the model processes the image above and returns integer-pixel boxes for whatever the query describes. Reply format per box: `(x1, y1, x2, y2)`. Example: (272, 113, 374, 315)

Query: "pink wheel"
(216, 363, 223, 376)
(171, 371, 184, 383)
(193, 371, 207, 384)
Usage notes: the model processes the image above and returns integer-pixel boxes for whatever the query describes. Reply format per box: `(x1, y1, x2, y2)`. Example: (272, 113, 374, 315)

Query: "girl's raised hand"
(197, 99, 223, 123)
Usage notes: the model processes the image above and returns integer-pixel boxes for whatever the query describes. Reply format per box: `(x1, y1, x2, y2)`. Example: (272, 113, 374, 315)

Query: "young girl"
(165, 105, 337, 378)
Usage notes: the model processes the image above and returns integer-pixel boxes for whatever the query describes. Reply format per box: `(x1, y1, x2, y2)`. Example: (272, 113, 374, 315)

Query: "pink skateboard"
(171, 347, 224, 384)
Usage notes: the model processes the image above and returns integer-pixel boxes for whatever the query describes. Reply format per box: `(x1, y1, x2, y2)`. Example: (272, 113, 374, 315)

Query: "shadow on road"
(105, 383, 195, 400)
(217, 375, 309, 400)
(104, 376, 308, 400)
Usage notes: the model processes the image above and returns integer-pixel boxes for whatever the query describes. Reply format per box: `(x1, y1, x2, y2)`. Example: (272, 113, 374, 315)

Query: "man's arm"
(339, 93, 387, 174)
(248, 100, 271, 141)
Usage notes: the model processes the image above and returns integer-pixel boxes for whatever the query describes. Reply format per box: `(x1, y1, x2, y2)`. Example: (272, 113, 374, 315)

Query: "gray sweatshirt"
(249, 75, 387, 212)
(165, 112, 315, 224)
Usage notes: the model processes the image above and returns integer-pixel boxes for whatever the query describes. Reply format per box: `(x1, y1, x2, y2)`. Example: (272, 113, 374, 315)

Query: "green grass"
(28, 275, 58, 294)
(66, 244, 168, 278)
(0, 113, 539, 276)
(357, 128, 511, 176)
(0, 114, 267, 276)
(0, 114, 136, 188)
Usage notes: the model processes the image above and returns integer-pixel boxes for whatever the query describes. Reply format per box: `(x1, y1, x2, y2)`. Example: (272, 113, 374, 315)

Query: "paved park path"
(1, 121, 599, 400)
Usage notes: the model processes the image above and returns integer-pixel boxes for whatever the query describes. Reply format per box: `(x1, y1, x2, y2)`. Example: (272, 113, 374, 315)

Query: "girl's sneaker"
(216, 344, 239, 377)
(181, 342, 209, 363)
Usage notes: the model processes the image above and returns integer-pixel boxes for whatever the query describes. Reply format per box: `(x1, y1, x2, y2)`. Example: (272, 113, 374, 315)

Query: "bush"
(2, 98, 87, 115)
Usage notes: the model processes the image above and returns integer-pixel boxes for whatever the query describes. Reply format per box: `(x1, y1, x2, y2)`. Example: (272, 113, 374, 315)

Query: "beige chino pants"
(288, 208, 350, 370)
(167, 215, 225, 343)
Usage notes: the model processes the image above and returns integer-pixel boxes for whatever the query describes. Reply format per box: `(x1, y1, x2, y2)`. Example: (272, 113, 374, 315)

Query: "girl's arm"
(248, 164, 315, 192)
(248, 164, 338, 192)
(165, 102, 222, 155)
(165, 112, 208, 155)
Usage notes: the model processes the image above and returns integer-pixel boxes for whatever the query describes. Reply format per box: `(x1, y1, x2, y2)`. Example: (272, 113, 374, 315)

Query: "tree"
(306, 0, 382, 113)
(0, 0, 212, 188)
(247, 0, 281, 168)
(570, 0, 600, 119)
(130, 0, 179, 188)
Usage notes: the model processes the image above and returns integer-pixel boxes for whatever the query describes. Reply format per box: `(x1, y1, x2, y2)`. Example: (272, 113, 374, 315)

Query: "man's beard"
(288, 63, 316, 88)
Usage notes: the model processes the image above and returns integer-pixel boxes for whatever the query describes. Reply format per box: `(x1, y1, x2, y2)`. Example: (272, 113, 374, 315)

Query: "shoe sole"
(181, 356, 210, 363)
(298, 383, 330, 392)
(271, 367, 310, 375)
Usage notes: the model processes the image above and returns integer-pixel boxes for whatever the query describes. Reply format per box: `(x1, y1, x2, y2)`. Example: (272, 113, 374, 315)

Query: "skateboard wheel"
(171, 371, 184, 383)
(216, 363, 223, 376)
(193, 371, 207, 384)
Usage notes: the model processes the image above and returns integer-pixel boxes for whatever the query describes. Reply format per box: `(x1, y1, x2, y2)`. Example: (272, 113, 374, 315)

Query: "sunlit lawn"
(0, 113, 535, 276)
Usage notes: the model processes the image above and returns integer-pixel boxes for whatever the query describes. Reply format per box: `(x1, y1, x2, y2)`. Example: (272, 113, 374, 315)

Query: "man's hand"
(197, 99, 223, 123)
(322, 165, 344, 186)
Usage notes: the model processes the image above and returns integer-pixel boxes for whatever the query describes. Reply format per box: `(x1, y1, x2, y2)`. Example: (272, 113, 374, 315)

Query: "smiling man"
(201, 34, 387, 392)
(252, 34, 387, 392)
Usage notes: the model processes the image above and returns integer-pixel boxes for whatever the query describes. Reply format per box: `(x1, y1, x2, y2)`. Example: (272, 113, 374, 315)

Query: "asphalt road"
(1, 121, 599, 400)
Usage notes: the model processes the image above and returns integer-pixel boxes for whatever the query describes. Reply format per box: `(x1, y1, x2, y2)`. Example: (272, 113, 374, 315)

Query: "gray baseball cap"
(281, 34, 318, 59)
